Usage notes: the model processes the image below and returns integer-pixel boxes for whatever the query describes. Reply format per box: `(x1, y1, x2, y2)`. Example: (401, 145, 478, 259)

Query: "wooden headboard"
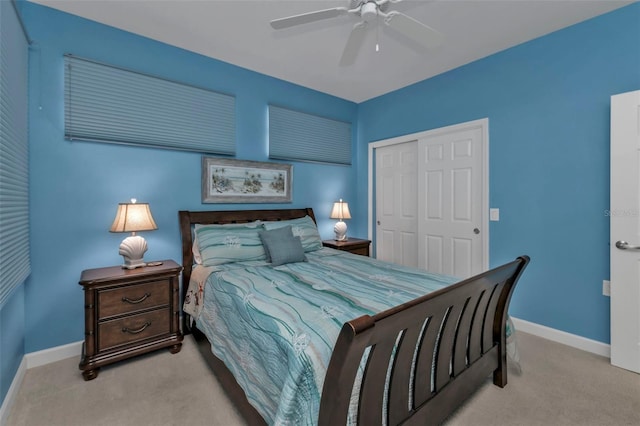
(178, 208, 316, 321)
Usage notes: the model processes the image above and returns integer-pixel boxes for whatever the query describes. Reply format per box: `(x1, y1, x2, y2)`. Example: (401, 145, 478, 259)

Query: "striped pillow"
(194, 221, 266, 266)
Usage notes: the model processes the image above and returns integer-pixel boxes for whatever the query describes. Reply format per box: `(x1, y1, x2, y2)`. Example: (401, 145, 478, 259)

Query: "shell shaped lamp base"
(334, 220, 348, 241)
(119, 235, 149, 269)
(121, 258, 147, 270)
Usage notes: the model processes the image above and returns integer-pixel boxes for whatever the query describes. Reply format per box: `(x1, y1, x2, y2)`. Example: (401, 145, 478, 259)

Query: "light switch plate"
(490, 208, 500, 221)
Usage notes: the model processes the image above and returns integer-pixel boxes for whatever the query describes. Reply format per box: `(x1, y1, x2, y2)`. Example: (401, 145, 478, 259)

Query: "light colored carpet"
(5, 331, 639, 426)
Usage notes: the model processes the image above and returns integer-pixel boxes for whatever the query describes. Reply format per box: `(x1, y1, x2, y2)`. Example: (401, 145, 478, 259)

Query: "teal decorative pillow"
(260, 226, 307, 266)
(194, 222, 266, 266)
(259, 225, 295, 262)
(262, 216, 322, 252)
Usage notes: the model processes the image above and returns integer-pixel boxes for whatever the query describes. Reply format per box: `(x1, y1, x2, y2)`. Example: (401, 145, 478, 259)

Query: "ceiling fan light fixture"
(361, 2, 379, 22)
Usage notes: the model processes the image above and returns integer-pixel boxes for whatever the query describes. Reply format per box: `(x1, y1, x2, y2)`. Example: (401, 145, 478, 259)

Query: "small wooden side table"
(78, 260, 183, 380)
(322, 238, 371, 257)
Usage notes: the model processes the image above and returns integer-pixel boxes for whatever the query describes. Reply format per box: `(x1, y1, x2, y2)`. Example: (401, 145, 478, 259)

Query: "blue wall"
(356, 3, 640, 343)
(20, 2, 357, 353)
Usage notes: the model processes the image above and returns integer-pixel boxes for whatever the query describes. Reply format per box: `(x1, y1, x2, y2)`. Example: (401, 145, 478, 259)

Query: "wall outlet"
(603, 280, 611, 297)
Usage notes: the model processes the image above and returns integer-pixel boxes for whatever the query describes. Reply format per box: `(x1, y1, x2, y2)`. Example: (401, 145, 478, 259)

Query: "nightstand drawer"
(98, 280, 170, 318)
(348, 246, 370, 256)
(98, 308, 170, 351)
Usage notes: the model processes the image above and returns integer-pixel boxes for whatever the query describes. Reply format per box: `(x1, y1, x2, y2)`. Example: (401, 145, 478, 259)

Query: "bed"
(178, 208, 529, 426)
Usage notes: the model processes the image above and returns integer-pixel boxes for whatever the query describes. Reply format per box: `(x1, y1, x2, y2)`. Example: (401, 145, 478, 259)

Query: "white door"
(371, 119, 488, 277)
(375, 141, 419, 267)
(610, 90, 640, 374)
(418, 126, 486, 278)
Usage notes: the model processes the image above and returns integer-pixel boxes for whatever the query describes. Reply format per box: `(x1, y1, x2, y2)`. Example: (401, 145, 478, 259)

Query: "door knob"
(473, 228, 480, 234)
(615, 240, 640, 250)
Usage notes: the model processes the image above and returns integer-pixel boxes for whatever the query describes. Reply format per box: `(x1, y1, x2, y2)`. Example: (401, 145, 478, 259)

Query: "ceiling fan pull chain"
(376, 9, 381, 52)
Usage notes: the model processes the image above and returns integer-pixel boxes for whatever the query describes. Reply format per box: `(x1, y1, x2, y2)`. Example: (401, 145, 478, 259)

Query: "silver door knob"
(473, 228, 480, 234)
(615, 240, 640, 250)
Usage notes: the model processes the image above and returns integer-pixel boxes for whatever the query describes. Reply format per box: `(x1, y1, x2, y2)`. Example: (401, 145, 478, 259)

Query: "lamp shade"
(330, 199, 352, 220)
(110, 200, 158, 233)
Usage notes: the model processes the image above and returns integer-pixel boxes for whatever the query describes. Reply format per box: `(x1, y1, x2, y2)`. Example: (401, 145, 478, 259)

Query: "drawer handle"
(121, 293, 150, 304)
(122, 322, 151, 334)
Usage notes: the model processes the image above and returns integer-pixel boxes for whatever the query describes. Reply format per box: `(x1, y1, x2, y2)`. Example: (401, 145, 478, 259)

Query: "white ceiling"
(29, 0, 634, 103)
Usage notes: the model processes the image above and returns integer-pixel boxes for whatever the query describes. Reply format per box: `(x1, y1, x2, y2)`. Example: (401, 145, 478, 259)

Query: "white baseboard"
(24, 340, 83, 369)
(0, 341, 82, 425)
(0, 357, 26, 426)
(511, 317, 610, 358)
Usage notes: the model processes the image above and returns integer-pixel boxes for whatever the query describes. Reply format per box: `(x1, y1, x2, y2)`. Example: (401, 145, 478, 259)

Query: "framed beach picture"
(202, 157, 292, 203)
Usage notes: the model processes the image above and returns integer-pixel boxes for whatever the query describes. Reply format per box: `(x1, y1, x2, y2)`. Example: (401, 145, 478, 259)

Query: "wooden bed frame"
(179, 208, 529, 426)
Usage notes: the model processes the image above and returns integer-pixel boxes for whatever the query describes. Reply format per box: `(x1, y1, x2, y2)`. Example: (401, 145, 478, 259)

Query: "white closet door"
(371, 120, 488, 276)
(375, 141, 419, 267)
(418, 126, 485, 278)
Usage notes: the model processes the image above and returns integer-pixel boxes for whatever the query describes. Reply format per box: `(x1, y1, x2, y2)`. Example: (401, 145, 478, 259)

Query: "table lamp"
(109, 199, 158, 269)
(330, 199, 351, 241)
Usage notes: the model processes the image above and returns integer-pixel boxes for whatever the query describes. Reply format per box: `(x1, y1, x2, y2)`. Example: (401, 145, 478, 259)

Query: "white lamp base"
(119, 235, 148, 269)
(334, 220, 348, 241)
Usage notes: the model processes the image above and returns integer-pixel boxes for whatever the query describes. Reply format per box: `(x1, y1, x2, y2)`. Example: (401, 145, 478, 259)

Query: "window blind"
(268, 105, 352, 165)
(64, 55, 236, 155)
(0, 0, 30, 307)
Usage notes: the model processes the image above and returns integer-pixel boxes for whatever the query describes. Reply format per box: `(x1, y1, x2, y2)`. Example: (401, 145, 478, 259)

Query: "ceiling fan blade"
(384, 11, 444, 49)
(271, 7, 348, 30)
(339, 21, 368, 67)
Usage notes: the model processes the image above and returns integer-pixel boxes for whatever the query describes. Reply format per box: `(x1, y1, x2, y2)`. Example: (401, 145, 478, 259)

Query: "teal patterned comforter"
(188, 248, 460, 425)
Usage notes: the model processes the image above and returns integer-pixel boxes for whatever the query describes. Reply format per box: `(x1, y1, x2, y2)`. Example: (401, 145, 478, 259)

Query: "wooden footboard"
(319, 256, 529, 426)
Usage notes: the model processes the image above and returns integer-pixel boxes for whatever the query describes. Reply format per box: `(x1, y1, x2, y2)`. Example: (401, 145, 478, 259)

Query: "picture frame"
(202, 157, 292, 203)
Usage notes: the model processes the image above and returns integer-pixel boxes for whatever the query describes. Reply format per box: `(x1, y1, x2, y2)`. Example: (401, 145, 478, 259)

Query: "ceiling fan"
(270, 0, 444, 66)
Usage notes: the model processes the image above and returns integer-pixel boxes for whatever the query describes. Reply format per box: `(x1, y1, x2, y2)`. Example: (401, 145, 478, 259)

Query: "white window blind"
(64, 55, 236, 155)
(269, 105, 352, 165)
(0, 0, 30, 307)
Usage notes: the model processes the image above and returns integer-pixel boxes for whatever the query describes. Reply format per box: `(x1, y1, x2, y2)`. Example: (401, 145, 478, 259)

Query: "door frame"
(367, 118, 490, 270)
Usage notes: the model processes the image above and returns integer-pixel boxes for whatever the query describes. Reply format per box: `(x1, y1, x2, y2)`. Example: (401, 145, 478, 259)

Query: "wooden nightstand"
(78, 260, 183, 380)
(322, 238, 371, 257)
